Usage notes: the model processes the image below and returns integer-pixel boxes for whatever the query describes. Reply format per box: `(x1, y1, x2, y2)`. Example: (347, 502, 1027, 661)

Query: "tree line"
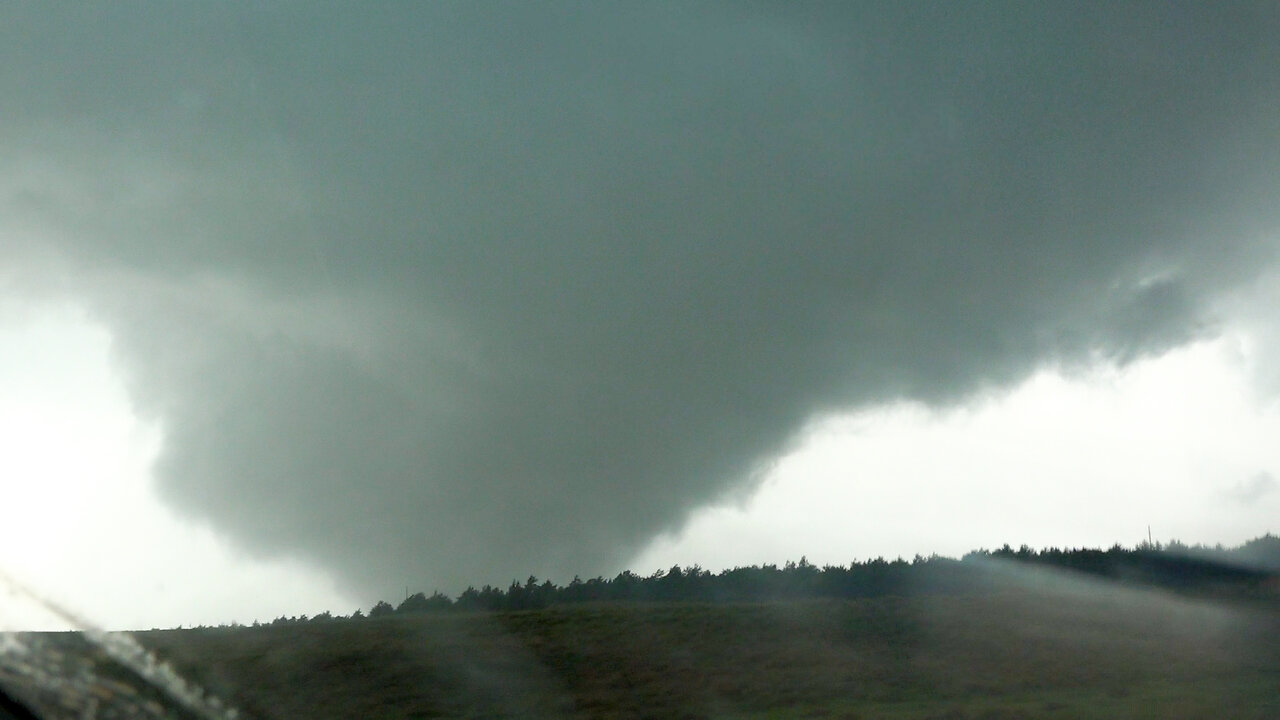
(255, 534, 1279, 626)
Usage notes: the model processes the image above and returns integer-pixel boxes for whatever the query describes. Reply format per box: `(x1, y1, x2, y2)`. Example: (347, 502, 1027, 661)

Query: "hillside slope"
(131, 581, 1278, 720)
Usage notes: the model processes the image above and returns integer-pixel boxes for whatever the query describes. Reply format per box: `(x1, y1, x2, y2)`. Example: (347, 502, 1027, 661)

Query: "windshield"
(1, 3, 1277, 719)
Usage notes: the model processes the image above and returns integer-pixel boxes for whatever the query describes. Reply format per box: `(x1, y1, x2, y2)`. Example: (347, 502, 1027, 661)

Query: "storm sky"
(2, 3, 1279, 620)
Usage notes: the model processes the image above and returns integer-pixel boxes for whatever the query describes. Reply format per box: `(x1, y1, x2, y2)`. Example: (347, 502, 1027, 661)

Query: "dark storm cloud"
(3, 3, 1279, 596)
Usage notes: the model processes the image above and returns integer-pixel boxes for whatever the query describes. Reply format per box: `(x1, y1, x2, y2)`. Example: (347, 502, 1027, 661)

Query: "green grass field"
(129, 577, 1278, 720)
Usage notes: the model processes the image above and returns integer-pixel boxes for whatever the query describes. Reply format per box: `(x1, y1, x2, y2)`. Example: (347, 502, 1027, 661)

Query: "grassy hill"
(126, 575, 1278, 720)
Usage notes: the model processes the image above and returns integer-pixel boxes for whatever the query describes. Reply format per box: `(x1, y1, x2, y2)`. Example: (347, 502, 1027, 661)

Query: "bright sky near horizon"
(0, 303, 353, 631)
(2, 4, 1279, 630)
